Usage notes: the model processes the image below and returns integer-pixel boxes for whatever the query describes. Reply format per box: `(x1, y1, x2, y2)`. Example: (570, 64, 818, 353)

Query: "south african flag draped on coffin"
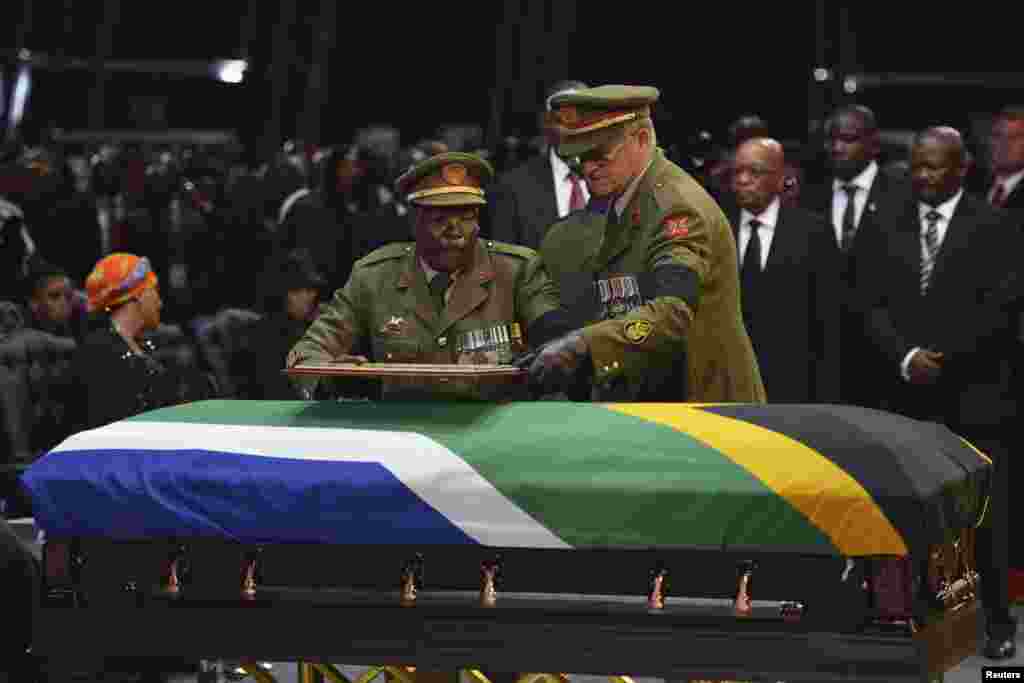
(21, 400, 991, 558)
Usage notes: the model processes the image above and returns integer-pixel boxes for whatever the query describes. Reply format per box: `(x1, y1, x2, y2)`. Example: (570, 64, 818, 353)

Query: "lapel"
(438, 240, 494, 336)
(1005, 180, 1024, 210)
(395, 252, 441, 330)
(528, 153, 560, 223)
(926, 194, 976, 296)
(895, 203, 924, 296)
(591, 152, 663, 271)
(764, 208, 787, 271)
(863, 168, 887, 213)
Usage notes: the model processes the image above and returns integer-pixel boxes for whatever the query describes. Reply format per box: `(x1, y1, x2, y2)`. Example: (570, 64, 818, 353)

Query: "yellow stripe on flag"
(602, 403, 907, 556)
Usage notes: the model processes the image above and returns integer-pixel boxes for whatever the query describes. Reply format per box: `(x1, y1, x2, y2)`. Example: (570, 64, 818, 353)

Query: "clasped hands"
(908, 348, 944, 385)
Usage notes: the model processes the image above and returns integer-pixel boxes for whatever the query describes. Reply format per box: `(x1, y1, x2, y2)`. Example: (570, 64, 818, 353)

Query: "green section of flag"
(130, 400, 837, 551)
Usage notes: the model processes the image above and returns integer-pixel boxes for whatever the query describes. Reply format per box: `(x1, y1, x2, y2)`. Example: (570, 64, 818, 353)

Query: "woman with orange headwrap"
(69, 253, 214, 433)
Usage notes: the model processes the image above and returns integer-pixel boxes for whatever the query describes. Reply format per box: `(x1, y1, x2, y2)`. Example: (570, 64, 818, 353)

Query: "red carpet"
(1010, 569, 1024, 604)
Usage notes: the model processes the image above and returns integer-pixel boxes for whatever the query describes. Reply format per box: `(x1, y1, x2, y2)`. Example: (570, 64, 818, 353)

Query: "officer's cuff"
(582, 322, 627, 385)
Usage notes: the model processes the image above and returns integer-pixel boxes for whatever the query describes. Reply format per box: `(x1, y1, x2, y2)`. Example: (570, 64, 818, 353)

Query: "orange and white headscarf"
(85, 253, 158, 313)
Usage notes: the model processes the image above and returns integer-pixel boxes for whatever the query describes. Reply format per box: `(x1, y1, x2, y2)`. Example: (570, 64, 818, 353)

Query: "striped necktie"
(920, 210, 942, 294)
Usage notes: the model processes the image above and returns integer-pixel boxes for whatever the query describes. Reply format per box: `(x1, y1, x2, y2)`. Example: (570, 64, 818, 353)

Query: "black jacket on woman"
(69, 323, 215, 431)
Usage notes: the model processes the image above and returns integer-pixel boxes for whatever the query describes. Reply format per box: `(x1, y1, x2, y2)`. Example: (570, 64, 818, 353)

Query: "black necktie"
(840, 183, 858, 252)
(429, 271, 450, 312)
(740, 218, 762, 291)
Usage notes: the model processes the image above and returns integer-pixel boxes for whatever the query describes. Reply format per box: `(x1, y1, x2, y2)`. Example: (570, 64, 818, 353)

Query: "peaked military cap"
(547, 85, 660, 158)
(394, 152, 494, 207)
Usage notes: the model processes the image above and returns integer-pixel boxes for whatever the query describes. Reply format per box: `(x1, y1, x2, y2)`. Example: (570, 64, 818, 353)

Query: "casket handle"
(648, 563, 668, 610)
(480, 555, 501, 607)
(400, 553, 424, 606)
(733, 560, 756, 617)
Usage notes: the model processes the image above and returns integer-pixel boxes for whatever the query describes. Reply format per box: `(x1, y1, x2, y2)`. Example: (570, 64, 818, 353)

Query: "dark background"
(4, 1, 1024, 151)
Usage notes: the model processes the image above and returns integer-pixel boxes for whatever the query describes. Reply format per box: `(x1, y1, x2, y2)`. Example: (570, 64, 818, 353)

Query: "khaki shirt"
(288, 238, 559, 400)
(540, 149, 766, 403)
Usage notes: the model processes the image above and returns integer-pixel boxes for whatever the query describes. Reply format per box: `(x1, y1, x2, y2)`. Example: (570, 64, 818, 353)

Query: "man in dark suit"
(486, 80, 590, 249)
(984, 107, 1024, 217)
(803, 105, 912, 408)
(730, 138, 841, 403)
(982, 109, 1024, 578)
(860, 127, 1022, 660)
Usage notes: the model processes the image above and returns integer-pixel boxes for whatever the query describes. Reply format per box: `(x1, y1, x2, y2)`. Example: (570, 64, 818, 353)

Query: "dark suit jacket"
(730, 205, 842, 403)
(986, 178, 1024, 223)
(802, 166, 912, 407)
(859, 193, 1022, 430)
(486, 153, 559, 249)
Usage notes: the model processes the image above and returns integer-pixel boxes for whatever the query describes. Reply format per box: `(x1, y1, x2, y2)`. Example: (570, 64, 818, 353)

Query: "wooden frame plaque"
(285, 362, 526, 380)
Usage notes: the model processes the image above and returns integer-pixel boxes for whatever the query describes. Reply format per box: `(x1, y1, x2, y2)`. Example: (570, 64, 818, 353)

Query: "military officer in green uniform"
(287, 152, 565, 400)
(525, 85, 766, 402)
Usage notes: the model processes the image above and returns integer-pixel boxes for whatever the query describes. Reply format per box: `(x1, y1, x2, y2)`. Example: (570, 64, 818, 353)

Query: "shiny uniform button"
(437, 336, 447, 348)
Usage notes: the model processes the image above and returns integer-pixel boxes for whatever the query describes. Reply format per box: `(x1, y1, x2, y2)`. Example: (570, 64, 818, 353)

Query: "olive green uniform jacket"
(540, 149, 766, 403)
(288, 239, 559, 400)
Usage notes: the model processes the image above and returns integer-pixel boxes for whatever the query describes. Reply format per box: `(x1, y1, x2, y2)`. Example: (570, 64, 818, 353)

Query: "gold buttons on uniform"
(437, 336, 447, 347)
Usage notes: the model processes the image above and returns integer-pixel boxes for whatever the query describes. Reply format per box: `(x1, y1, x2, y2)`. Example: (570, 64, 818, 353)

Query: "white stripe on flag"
(53, 422, 571, 549)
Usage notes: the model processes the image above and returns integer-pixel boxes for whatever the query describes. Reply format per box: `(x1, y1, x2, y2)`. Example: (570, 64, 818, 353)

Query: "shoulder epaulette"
(356, 242, 414, 267)
(485, 240, 538, 260)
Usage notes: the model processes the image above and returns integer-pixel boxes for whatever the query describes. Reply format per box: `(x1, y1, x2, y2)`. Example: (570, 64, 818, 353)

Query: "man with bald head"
(730, 138, 840, 402)
(860, 126, 1023, 659)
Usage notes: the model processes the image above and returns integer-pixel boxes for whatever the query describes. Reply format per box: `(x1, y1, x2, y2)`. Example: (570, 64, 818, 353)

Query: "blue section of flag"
(21, 449, 477, 545)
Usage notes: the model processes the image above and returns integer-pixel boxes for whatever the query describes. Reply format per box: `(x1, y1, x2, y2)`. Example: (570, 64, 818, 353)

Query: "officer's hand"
(517, 330, 592, 395)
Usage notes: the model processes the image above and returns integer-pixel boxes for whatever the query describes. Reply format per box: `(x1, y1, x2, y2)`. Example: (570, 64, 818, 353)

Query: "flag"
(21, 401, 990, 557)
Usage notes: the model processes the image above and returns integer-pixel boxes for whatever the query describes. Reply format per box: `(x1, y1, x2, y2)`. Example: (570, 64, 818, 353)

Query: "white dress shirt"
(551, 148, 589, 218)
(831, 160, 879, 246)
(737, 198, 780, 271)
(899, 189, 964, 380)
(990, 168, 1024, 204)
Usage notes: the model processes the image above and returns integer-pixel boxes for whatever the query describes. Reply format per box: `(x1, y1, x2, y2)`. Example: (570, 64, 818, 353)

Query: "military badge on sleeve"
(662, 214, 691, 239)
(624, 319, 653, 344)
